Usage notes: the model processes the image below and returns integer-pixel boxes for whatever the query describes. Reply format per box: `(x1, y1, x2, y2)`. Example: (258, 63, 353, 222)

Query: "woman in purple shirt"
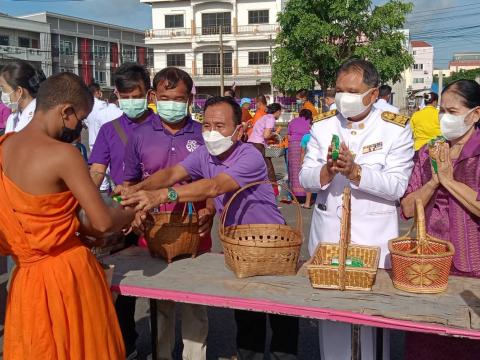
(401, 80, 480, 359)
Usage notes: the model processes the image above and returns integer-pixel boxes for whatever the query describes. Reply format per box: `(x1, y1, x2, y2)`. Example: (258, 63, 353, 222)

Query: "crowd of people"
(0, 55, 479, 360)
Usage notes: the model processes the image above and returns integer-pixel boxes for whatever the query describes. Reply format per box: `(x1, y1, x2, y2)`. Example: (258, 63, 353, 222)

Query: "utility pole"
(438, 70, 443, 105)
(219, 25, 224, 95)
(269, 34, 274, 101)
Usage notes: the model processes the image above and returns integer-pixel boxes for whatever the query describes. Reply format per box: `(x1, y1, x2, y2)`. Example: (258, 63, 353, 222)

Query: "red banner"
(137, 47, 145, 65)
(79, 38, 92, 84)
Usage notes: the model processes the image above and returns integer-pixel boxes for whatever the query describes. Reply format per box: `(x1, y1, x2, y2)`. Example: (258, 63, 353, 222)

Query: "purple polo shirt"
(180, 142, 285, 227)
(88, 110, 155, 185)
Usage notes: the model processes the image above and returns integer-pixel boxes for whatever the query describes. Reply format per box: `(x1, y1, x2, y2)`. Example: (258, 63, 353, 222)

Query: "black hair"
(114, 62, 151, 93)
(88, 82, 101, 95)
(379, 85, 392, 98)
(266, 103, 282, 114)
(36, 72, 94, 114)
(337, 59, 379, 87)
(424, 92, 438, 105)
(0, 60, 46, 98)
(325, 88, 336, 98)
(299, 109, 313, 121)
(296, 89, 308, 98)
(108, 92, 118, 103)
(255, 94, 267, 106)
(442, 80, 480, 108)
(224, 89, 236, 98)
(153, 67, 193, 94)
(204, 96, 242, 125)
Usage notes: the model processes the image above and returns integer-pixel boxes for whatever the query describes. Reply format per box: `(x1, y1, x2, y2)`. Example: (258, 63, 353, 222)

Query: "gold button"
(359, 123, 365, 129)
(351, 131, 357, 135)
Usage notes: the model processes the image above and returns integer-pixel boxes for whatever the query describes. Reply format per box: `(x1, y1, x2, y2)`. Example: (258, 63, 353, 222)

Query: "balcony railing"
(150, 65, 271, 77)
(146, 24, 279, 40)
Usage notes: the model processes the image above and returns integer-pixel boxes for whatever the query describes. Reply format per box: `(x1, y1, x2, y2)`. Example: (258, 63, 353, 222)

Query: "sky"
(0, 0, 477, 68)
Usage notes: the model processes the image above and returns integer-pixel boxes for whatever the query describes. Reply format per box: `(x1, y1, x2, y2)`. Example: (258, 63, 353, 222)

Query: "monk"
(0, 72, 134, 359)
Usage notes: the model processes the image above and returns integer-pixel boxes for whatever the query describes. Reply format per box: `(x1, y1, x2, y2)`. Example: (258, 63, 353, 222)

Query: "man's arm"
(90, 163, 107, 188)
(122, 172, 239, 212)
(128, 164, 190, 192)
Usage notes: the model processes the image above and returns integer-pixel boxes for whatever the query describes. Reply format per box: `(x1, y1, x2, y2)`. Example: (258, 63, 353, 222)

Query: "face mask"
(119, 98, 147, 119)
(440, 108, 477, 140)
(157, 100, 188, 124)
(296, 99, 303, 105)
(59, 113, 84, 143)
(1, 89, 20, 112)
(335, 89, 374, 119)
(202, 127, 238, 156)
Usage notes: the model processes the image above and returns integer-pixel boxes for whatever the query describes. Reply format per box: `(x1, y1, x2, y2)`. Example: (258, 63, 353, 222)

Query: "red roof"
(449, 60, 480, 67)
(411, 40, 432, 48)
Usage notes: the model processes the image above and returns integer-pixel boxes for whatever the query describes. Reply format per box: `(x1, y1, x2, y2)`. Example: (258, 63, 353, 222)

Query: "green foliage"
(440, 68, 480, 87)
(272, 0, 414, 92)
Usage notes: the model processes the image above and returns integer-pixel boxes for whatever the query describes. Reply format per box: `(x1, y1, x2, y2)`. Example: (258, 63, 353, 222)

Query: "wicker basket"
(388, 199, 454, 294)
(144, 203, 200, 263)
(265, 145, 285, 158)
(308, 187, 380, 291)
(219, 181, 303, 278)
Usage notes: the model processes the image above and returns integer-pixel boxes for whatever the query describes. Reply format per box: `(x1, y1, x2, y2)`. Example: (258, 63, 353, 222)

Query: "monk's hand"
(437, 143, 454, 185)
(121, 189, 168, 212)
(197, 207, 215, 238)
(132, 211, 148, 232)
(336, 142, 355, 177)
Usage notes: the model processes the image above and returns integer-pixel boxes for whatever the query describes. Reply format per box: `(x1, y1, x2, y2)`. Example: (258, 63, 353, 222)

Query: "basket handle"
(414, 199, 428, 255)
(219, 180, 303, 235)
(180, 202, 196, 218)
(338, 187, 351, 291)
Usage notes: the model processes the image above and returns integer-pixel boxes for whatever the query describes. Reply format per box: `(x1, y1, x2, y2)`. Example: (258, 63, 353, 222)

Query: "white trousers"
(319, 320, 390, 360)
(156, 300, 209, 360)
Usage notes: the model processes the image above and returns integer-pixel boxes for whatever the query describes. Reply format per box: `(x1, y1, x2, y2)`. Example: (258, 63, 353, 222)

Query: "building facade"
(20, 12, 153, 88)
(409, 40, 433, 91)
(0, 13, 52, 76)
(449, 52, 480, 72)
(143, 0, 283, 97)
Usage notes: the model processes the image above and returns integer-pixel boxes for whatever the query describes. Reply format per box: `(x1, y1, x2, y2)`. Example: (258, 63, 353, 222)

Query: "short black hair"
(204, 96, 242, 126)
(299, 109, 313, 120)
(224, 89, 236, 97)
(266, 103, 282, 114)
(296, 89, 308, 98)
(337, 59, 379, 87)
(379, 85, 392, 98)
(0, 59, 46, 97)
(255, 95, 267, 106)
(424, 91, 438, 105)
(88, 82, 101, 95)
(443, 80, 480, 108)
(36, 72, 94, 114)
(153, 67, 193, 94)
(114, 62, 151, 93)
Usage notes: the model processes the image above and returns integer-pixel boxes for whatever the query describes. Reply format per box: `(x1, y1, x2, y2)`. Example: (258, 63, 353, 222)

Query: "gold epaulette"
(313, 110, 337, 123)
(381, 111, 409, 127)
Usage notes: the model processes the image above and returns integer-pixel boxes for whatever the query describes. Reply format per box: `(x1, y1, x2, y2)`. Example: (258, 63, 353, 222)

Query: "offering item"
(331, 134, 340, 161)
(428, 136, 446, 174)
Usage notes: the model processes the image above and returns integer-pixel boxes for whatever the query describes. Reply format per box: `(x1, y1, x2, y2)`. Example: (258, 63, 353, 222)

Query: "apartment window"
(60, 40, 73, 55)
(412, 50, 416, 55)
(413, 63, 424, 70)
(166, 53, 186, 67)
(249, 51, 269, 65)
(94, 70, 107, 84)
(165, 14, 184, 28)
(31, 39, 39, 49)
(203, 52, 232, 75)
(94, 45, 107, 59)
(413, 78, 425, 84)
(0, 35, 8, 46)
(202, 12, 231, 35)
(18, 37, 30, 48)
(248, 10, 269, 24)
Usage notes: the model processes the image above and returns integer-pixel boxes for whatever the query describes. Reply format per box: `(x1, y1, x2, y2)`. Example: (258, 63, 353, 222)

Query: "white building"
(409, 40, 433, 91)
(0, 13, 52, 76)
(142, 0, 283, 97)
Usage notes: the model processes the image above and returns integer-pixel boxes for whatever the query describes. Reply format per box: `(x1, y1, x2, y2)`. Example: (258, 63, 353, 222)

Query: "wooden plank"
(105, 247, 480, 339)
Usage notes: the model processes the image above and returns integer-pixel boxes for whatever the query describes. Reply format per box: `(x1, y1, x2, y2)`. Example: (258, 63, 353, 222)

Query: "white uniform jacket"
(299, 108, 414, 268)
(373, 98, 400, 114)
(5, 98, 36, 134)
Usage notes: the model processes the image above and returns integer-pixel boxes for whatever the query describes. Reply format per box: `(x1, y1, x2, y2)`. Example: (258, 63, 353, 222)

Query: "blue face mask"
(119, 98, 147, 119)
(157, 100, 188, 124)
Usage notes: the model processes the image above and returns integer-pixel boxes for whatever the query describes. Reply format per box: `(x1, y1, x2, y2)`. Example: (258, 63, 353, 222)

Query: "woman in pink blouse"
(401, 79, 480, 359)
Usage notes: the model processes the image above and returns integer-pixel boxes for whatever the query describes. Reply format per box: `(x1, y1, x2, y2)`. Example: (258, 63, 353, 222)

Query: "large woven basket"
(308, 187, 380, 291)
(388, 199, 454, 294)
(145, 203, 200, 263)
(265, 145, 285, 158)
(219, 181, 303, 278)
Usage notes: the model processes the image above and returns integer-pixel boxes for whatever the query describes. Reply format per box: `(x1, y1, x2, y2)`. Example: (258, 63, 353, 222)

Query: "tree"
(435, 68, 480, 87)
(272, 0, 414, 92)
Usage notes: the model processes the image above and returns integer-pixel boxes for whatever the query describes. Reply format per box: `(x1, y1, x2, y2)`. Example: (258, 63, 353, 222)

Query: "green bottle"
(331, 134, 340, 161)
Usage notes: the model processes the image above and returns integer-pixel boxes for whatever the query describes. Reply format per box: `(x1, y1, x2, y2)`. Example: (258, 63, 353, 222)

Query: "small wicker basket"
(144, 203, 200, 263)
(308, 187, 380, 291)
(219, 181, 303, 278)
(388, 199, 455, 294)
(265, 145, 285, 158)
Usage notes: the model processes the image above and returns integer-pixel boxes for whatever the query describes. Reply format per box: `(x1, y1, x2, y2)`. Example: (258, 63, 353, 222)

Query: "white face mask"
(335, 88, 374, 119)
(202, 127, 238, 156)
(1, 89, 19, 112)
(440, 108, 477, 140)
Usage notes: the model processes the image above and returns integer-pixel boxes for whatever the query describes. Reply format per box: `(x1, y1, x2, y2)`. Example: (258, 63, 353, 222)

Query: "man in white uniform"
(324, 88, 337, 111)
(300, 60, 414, 360)
(374, 84, 400, 114)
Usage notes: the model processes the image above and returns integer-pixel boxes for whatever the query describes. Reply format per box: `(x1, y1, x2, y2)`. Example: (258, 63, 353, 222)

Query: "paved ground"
(0, 155, 410, 359)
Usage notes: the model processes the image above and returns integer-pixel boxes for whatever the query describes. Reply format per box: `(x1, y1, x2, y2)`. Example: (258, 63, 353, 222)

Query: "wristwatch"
(349, 164, 362, 184)
(167, 187, 178, 203)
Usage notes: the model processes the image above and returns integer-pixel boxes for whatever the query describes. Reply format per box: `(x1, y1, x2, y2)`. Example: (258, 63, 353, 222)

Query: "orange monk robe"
(246, 108, 267, 139)
(301, 100, 319, 117)
(0, 134, 125, 360)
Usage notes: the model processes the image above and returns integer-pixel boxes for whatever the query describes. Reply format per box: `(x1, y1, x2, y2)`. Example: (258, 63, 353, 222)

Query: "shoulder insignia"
(313, 110, 337, 123)
(381, 111, 409, 127)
